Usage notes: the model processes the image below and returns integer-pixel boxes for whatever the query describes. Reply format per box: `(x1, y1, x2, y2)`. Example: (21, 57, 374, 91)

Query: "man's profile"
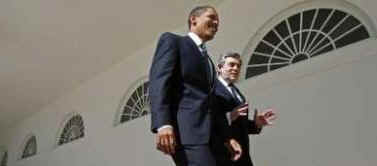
(149, 6, 241, 166)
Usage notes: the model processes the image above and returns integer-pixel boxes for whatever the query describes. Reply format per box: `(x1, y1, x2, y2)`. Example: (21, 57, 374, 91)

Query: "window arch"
(1, 151, 7, 166)
(57, 114, 85, 146)
(243, 0, 376, 79)
(192, 0, 225, 6)
(21, 135, 37, 159)
(116, 77, 150, 125)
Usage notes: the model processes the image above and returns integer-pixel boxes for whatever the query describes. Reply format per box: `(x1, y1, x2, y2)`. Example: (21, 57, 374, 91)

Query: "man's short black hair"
(188, 5, 215, 29)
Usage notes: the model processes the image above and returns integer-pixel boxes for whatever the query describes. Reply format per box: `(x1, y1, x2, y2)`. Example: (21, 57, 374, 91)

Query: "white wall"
(0, 42, 169, 166)
(1, 0, 377, 166)
(239, 39, 377, 166)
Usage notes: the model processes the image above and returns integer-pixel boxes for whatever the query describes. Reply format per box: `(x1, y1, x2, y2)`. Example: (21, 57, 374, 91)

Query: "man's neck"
(218, 76, 234, 86)
(188, 32, 204, 46)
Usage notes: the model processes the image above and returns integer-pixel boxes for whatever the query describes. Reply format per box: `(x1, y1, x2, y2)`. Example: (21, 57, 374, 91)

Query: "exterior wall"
(240, 39, 377, 166)
(1, 0, 377, 166)
(0, 44, 164, 166)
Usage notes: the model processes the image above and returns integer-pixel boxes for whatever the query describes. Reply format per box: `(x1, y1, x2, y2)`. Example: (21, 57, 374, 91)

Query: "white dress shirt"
(218, 76, 244, 125)
(188, 32, 205, 51)
(218, 76, 244, 103)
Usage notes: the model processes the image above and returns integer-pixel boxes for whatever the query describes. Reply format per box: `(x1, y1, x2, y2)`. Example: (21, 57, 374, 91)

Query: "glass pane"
(120, 81, 150, 123)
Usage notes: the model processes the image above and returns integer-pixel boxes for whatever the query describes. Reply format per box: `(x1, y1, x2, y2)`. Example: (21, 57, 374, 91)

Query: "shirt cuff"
(157, 125, 173, 132)
(226, 112, 232, 125)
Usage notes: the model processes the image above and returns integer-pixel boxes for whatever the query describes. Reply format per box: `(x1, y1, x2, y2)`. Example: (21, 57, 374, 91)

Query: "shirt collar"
(218, 76, 232, 87)
(188, 32, 204, 47)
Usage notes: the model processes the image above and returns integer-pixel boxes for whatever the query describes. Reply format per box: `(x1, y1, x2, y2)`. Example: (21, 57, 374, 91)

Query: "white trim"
(18, 134, 37, 160)
(308, 14, 351, 53)
(241, 0, 377, 80)
(114, 76, 149, 127)
(54, 112, 84, 148)
(240, 38, 377, 95)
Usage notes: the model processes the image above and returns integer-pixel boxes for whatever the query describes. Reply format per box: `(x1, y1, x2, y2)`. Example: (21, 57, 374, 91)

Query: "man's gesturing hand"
(230, 103, 249, 121)
(156, 127, 176, 155)
(255, 108, 277, 128)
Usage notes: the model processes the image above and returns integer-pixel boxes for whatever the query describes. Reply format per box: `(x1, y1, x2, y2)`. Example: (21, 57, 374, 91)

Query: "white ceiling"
(0, 0, 224, 129)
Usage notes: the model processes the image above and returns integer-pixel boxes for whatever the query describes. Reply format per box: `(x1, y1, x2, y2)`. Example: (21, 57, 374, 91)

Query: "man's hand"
(156, 127, 176, 155)
(230, 103, 249, 121)
(255, 108, 277, 128)
(224, 138, 242, 161)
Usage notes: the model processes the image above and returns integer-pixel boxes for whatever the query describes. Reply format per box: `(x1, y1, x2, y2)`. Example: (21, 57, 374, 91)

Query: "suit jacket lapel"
(183, 36, 213, 88)
(215, 80, 239, 107)
(184, 36, 203, 59)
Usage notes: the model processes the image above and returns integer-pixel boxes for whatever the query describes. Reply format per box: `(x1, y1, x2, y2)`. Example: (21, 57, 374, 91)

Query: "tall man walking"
(149, 6, 241, 166)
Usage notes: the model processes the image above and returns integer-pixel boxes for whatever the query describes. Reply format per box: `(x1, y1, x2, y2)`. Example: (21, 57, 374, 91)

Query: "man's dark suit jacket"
(211, 79, 262, 166)
(149, 32, 230, 146)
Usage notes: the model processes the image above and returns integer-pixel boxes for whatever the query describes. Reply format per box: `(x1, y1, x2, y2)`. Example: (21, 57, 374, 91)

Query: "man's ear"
(190, 16, 197, 27)
(216, 64, 222, 72)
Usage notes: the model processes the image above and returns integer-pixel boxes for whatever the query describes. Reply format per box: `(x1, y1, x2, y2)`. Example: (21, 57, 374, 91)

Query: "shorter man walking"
(211, 51, 277, 166)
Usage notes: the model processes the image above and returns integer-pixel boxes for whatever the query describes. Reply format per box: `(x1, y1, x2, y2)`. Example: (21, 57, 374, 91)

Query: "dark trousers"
(172, 144, 216, 166)
(233, 156, 254, 166)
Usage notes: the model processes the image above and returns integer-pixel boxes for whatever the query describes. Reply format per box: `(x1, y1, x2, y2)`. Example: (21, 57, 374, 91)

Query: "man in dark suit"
(149, 6, 241, 166)
(211, 51, 277, 166)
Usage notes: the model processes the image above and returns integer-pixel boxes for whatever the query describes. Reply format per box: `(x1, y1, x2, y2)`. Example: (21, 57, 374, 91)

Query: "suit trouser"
(172, 144, 216, 166)
(233, 155, 254, 166)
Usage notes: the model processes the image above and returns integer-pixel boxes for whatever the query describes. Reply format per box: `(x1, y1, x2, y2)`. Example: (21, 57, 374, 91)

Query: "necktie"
(200, 44, 215, 86)
(229, 83, 245, 103)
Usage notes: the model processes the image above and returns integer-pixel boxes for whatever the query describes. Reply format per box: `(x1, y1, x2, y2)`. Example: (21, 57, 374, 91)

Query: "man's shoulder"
(216, 77, 228, 89)
(159, 32, 183, 40)
(214, 78, 223, 88)
(214, 79, 229, 96)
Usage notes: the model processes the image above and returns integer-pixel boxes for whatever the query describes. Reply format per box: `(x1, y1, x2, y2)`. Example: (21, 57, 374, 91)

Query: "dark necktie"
(200, 44, 215, 86)
(229, 83, 248, 127)
(229, 83, 245, 103)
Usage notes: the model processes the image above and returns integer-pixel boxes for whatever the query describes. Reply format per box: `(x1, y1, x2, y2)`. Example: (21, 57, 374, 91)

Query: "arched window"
(1, 151, 7, 166)
(244, 1, 376, 79)
(118, 78, 150, 124)
(21, 135, 37, 159)
(58, 114, 85, 146)
(193, 0, 225, 6)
